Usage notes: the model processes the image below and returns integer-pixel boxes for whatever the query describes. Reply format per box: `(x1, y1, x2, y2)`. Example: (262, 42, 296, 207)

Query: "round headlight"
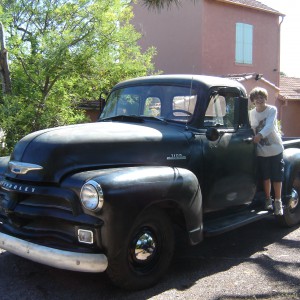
(80, 180, 104, 211)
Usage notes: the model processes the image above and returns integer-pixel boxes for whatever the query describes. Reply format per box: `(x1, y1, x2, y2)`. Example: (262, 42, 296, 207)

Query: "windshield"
(100, 85, 198, 123)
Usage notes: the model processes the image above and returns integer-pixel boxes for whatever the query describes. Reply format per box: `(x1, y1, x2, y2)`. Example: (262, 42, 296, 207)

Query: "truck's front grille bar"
(20, 195, 73, 212)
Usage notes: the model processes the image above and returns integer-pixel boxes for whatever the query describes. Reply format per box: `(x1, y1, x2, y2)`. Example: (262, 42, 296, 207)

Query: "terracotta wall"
(132, 1, 203, 74)
(201, 0, 281, 87)
(132, 0, 281, 87)
(278, 101, 300, 137)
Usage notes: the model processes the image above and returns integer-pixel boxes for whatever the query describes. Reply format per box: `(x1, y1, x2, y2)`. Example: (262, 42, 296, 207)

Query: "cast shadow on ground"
(0, 217, 299, 300)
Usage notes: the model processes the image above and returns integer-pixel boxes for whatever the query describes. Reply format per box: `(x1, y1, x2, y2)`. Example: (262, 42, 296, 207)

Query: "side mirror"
(206, 127, 220, 141)
(99, 98, 106, 114)
(99, 91, 109, 114)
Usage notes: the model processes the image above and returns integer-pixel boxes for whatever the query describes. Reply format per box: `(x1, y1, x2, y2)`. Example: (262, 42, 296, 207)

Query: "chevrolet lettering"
(1, 181, 36, 193)
(1, 75, 300, 291)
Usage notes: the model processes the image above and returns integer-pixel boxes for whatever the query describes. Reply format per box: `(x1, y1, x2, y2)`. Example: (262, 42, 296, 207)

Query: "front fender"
(70, 166, 203, 248)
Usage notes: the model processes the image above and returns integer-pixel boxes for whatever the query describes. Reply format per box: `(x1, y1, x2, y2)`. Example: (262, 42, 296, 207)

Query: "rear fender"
(283, 148, 300, 200)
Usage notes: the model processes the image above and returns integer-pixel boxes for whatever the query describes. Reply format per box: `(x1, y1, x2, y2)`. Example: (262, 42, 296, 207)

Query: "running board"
(204, 209, 272, 237)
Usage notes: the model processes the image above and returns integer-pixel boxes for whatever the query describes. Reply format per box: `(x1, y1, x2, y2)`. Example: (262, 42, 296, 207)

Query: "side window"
(163, 95, 197, 122)
(172, 95, 197, 114)
(144, 97, 161, 117)
(204, 94, 235, 128)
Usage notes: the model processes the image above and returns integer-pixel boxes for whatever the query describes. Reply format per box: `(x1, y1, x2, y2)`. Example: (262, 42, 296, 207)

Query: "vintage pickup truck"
(1, 75, 300, 290)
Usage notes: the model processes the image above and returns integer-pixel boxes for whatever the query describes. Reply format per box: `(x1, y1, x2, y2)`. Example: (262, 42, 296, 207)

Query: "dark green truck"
(1, 75, 300, 290)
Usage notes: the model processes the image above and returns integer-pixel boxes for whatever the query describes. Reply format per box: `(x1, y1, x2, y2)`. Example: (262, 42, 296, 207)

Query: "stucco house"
(83, 0, 300, 136)
(131, 0, 300, 135)
(132, 0, 283, 84)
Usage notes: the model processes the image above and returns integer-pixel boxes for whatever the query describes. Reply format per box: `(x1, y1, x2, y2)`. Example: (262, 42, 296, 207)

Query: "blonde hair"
(249, 87, 268, 102)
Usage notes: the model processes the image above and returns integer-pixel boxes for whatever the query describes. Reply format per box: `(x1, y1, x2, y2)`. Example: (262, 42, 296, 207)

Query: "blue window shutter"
(235, 23, 253, 64)
(235, 23, 244, 63)
(244, 24, 253, 64)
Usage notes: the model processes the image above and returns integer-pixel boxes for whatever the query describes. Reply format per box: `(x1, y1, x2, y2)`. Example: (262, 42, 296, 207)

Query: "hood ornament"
(9, 161, 43, 175)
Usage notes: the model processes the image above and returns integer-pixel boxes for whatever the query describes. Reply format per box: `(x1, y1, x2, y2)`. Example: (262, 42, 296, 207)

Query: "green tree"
(0, 0, 156, 154)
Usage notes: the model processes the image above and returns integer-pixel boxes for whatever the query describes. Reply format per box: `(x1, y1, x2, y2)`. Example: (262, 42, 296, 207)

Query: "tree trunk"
(0, 22, 12, 94)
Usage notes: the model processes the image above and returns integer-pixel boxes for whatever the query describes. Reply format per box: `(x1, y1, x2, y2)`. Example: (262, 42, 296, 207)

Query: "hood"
(6, 121, 191, 183)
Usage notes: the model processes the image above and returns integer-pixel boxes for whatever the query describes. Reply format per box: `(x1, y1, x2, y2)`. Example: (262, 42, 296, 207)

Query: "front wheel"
(106, 208, 174, 290)
(277, 175, 300, 227)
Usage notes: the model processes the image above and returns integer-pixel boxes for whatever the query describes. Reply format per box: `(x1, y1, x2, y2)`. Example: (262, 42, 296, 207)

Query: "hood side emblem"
(9, 161, 43, 175)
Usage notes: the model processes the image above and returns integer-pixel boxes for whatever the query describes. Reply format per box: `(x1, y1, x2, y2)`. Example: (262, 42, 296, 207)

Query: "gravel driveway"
(1, 216, 300, 300)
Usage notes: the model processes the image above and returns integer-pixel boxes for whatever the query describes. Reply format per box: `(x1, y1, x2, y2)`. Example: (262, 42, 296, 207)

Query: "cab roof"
(113, 74, 247, 95)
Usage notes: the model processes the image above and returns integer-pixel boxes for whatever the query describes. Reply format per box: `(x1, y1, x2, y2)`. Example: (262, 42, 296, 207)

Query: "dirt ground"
(1, 216, 300, 300)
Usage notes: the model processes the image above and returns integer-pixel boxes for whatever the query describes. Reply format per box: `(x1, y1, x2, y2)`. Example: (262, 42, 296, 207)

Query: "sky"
(258, 0, 300, 78)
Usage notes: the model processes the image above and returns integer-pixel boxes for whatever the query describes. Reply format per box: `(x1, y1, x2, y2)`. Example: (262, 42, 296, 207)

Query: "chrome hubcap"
(288, 188, 299, 210)
(133, 231, 156, 263)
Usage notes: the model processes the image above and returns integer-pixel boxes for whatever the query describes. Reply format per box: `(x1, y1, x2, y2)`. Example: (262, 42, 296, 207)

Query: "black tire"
(277, 175, 300, 227)
(106, 207, 174, 290)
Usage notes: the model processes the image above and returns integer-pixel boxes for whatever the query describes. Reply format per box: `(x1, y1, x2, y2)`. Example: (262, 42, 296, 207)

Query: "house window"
(235, 23, 253, 64)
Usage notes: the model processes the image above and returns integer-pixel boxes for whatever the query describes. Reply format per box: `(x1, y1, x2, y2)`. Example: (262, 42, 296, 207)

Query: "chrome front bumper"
(0, 232, 108, 272)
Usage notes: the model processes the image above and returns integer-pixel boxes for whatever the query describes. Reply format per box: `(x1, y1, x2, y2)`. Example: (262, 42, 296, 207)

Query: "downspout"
(277, 15, 285, 82)
(279, 15, 285, 26)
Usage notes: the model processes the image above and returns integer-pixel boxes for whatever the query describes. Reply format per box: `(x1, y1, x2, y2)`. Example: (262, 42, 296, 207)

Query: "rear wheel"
(277, 175, 300, 227)
(106, 208, 174, 290)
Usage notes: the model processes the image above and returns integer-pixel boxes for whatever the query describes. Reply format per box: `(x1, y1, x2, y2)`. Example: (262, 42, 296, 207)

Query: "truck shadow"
(0, 217, 299, 300)
(160, 216, 300, 300)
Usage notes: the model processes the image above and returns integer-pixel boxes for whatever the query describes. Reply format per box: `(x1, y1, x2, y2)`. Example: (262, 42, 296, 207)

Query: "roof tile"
(279, 77, 300, 100)
(215, 0, 284, 16)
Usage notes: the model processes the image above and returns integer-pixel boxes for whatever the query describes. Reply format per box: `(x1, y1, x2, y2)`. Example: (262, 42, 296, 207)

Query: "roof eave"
(215, 0, 285, 17)
(225, 73, 280, 91)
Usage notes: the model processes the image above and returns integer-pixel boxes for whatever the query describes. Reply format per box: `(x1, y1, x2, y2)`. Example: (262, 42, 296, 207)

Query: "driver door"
(201, 88, 256, 213)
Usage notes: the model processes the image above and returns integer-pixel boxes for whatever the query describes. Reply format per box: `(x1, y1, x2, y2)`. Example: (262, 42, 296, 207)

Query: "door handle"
(243, 137, 253, 143)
